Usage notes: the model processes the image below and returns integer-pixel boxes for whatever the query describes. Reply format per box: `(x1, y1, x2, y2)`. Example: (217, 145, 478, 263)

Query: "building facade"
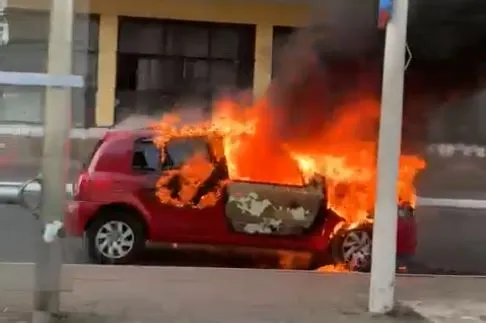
(1, 0, 308, 128)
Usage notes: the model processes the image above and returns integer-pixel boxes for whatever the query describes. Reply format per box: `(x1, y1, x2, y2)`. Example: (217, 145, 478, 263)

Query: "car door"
(131, 138, 198, 241)
(157, 136, 224, 240)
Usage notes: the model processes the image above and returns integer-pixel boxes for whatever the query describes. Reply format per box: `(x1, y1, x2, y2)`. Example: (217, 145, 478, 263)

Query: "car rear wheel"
(331, 226, 372, 272)
(86, 211, 145, 265)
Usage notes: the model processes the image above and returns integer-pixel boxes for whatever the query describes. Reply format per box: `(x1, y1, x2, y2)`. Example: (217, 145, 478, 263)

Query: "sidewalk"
(2, 264, 486, 322)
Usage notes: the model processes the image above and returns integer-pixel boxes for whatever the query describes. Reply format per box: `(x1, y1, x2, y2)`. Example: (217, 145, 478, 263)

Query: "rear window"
(131, 137, 211, 172)
(132, 139, 161, 172)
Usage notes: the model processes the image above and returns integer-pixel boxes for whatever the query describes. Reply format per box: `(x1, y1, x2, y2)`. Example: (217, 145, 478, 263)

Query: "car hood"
(224, 181, 324, 236)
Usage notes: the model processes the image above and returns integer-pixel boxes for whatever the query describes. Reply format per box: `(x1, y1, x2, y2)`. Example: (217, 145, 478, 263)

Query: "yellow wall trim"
(11, 0, 309, 27)
(11, 0, 310, 126)
(253, 24, 273, 99)
(95, 14, 118, 127)
(9, 0, 92, 13)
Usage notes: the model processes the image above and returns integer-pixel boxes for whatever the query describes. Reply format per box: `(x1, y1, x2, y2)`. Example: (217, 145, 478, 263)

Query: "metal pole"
(33, 0, 74, 322)
(369, 0, 409, 314)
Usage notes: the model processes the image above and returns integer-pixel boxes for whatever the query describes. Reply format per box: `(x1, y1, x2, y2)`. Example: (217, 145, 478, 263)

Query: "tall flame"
(151, 90, 425, 225)
(151, 33, 426, 224)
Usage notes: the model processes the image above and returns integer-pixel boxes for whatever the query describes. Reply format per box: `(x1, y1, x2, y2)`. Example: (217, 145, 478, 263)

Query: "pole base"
(32, 310, 55, 323)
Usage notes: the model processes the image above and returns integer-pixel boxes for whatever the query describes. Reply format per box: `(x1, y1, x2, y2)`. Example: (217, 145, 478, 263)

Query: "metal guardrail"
(0, 174, 43, 216)
(0, 182, 20, 204)
(17, 174, 43, 218)
(0, 181, 35, 205)
(0, 177, 72, 206)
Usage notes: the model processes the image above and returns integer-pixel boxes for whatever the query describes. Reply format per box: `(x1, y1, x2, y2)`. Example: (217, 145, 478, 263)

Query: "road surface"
(2, 161, 486, 273)
(1, 202, 486, 273)
(0, 204, 305, 268)
(2, 265, 486, 322)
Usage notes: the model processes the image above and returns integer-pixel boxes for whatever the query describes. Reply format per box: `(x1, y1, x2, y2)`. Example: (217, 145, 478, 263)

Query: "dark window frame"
(72, 14, 100, 128)
(131, 136, 212, 172)
(132, 138, 162, 172)
(115, 17, 255, 122)
(272, 26, 297, 78)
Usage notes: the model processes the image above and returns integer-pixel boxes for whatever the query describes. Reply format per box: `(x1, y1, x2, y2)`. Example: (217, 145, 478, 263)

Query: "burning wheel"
(331, 226, 372, 272)
(85, 210, 145, 265)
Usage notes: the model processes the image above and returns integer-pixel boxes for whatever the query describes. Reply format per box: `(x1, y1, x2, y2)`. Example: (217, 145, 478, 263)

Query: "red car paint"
(65, 129, 417, 264)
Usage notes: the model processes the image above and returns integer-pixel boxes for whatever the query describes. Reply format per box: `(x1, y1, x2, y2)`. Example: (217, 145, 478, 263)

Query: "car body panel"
(65, 129, 417, 259)
(225, 181, 324, 236)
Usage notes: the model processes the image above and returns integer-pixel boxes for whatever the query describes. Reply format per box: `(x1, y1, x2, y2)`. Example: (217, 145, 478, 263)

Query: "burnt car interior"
(135, 134, 336, 233)
(132, 138, 161, 172)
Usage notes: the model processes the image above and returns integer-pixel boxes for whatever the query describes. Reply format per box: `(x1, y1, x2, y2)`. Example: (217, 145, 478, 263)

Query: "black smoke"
(408, 0, 486, 61)
(268, 0, 486, 148)
(305, 0, 486, 61)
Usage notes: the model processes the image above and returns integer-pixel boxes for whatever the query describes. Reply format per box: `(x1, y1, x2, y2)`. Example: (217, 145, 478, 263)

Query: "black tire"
(85, 209, 146, 265)
(330, 224, 373, 272)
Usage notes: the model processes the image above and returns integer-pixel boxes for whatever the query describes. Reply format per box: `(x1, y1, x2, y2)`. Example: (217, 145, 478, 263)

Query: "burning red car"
(65, 122, 421, 271)
(66, 35, 425, 270)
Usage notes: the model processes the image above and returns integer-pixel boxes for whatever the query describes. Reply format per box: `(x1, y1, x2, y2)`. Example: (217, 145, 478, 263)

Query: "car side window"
(163, 137, 210, 169)
(132, 139, 161, 172)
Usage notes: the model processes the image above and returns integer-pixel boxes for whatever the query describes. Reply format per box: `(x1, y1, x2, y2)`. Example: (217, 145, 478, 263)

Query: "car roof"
(102, 128, 154, 141)
(103, 128, 219, 143)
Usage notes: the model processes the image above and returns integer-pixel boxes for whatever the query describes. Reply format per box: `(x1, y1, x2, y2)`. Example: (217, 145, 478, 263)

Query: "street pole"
(369, 0, 409, 314)
(33, 0, 74, 322)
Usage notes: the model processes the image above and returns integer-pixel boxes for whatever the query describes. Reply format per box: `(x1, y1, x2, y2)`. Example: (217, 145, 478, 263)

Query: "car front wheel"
(86, 211, 145, 265)
(331, 226, 372, 272)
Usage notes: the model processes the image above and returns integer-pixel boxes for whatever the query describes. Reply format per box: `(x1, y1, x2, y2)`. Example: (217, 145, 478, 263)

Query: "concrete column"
(253, 24, 273, 99)
(369, 0, 409, 314)
(34, 0, 74, 320)
(95, 14, 118, 127)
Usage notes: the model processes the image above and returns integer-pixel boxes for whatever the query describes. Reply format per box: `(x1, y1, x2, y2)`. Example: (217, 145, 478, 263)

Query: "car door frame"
(131, 136, 196, 241)
(133, 135, 223, 242)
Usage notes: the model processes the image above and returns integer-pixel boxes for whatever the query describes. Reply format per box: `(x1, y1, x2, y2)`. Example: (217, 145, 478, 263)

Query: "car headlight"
(397, 203, 414, 218)
(397, 208, 407, 217)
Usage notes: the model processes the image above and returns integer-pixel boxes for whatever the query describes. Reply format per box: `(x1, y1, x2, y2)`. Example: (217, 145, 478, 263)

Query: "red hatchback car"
(65, 129, 417, 271)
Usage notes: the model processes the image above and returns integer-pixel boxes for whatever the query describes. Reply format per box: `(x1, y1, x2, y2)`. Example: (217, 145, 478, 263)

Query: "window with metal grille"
(0, 9, 99, 127)
(115, 18, 255, 123)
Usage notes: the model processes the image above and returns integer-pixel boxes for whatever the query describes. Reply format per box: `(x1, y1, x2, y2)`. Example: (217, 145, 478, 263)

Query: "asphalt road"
(1, 202, 486, 274)
(0, 204, 311, 269)
(2, 161, 486, 273)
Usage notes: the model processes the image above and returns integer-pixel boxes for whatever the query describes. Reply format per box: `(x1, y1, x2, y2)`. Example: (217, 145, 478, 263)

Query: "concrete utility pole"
(369, 0, 410, 314)
(33, 0, 74, 322)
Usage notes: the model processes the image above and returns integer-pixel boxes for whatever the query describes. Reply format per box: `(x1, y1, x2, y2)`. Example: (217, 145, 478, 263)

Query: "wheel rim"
(341, 230, 371, 270)
(95, 221, 135, 259)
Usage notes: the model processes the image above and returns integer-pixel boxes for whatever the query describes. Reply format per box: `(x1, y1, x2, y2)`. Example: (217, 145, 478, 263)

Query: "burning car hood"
(225, 181, 324, 236)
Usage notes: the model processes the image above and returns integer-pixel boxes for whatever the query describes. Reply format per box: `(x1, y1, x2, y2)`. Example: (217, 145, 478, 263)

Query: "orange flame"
(151, 92, 425, 225)
(151, 44, 426, 225)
